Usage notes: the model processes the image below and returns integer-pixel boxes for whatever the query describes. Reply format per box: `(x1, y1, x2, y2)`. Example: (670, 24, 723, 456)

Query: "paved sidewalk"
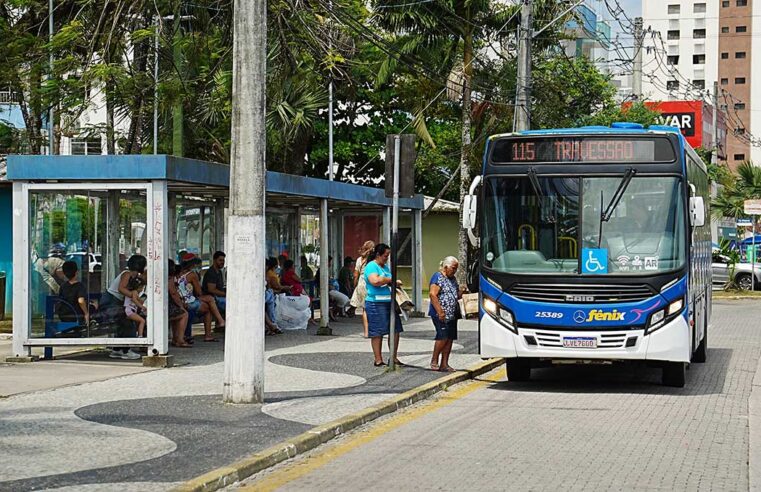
(0, 315, 481, 491)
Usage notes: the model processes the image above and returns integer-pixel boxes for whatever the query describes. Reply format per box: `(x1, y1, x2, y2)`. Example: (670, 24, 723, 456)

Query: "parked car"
(65, 252, 102, 274)
(712, 252, 761, 290)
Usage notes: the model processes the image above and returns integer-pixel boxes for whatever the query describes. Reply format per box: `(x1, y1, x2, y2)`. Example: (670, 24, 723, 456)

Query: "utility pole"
(48, 0, 54, 155)
(514, 0, 532, 132)
(223, 0, 266, 404)
(712, 81, 720, 165)
(632, 17, 644, 100)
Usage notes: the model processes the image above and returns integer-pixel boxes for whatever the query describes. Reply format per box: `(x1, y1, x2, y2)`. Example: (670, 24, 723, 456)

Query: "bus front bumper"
(479, 313, 690, 363)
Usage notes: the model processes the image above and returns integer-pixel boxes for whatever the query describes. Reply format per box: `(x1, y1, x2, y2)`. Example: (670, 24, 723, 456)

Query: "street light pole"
(154, 16, 159, 155)
(223, 0, 267, 403)
(48, 0, 54, 155)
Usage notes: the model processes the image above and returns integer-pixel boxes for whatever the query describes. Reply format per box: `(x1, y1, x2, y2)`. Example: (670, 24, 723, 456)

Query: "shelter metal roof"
(7, 155, 423, 210)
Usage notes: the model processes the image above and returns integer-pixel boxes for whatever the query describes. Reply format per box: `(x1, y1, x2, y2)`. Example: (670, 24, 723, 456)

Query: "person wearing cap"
(34, 244, 67, 295)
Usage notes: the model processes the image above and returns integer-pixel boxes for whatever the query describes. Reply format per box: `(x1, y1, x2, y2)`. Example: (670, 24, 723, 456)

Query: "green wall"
(397, 212, 459, 290)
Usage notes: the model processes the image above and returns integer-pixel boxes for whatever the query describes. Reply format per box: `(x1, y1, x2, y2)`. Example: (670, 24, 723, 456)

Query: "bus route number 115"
(512, 142, 536, 161)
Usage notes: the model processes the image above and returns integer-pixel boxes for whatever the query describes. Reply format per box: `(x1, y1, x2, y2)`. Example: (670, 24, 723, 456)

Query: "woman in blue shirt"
(364, 243, 404, 367)
(429, 256, 464, 372)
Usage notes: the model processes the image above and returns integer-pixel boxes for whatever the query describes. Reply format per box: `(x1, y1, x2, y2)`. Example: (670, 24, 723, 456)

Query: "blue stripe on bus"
(479, 275, 687, 329)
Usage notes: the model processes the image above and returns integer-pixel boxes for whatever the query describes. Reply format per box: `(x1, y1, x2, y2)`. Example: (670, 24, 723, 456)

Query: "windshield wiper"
(527, 167, 543, 198)
(527, 167, 557, 223)
(597, 167, 637, 248)
(601, 168, 637, 222)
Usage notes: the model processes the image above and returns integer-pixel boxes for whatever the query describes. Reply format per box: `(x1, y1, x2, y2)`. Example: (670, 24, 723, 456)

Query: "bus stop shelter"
(6, 155, 424, 361)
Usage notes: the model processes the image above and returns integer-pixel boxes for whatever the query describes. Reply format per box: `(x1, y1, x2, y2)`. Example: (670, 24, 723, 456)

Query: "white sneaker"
(121, 349, 142, 360)
(109, 350, 124, 359)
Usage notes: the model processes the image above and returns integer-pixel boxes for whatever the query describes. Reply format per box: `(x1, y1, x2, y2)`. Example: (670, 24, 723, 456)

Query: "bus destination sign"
(491, 137, 675, 164)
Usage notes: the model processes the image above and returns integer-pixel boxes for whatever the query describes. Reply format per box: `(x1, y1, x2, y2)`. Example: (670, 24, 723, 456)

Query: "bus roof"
(489, 123, 683, 139)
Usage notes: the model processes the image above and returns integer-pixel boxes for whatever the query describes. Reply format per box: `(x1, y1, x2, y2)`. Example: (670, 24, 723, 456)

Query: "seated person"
(202, 251, 227, 312)
(178, 255, 225, 342)
(280, 259, 305, 296)
(338, 257, 355, 297)
(317, 256, 352, 320)
(266, 257, 292, 294)
(300, 255, 314, 282)
(58, 260, 89, 325)
(124, 275, 147, 337)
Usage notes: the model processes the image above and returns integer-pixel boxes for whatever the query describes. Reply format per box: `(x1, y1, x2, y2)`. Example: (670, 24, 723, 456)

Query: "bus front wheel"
(662, 361, 686, 387)
(506, 358, 531, 382)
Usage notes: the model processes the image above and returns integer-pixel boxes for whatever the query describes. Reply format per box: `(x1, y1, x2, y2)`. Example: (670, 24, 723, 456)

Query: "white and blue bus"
(462, 123, 711, 387)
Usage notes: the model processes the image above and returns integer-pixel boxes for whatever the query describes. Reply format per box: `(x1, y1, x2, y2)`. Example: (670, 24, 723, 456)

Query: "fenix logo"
(585, 309, 625, 322)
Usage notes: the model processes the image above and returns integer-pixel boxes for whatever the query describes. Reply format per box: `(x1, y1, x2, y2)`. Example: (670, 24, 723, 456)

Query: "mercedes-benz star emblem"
(573, 310, 586, 324)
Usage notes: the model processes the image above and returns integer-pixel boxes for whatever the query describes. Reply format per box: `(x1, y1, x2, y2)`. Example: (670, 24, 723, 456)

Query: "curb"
(171, 357, 504, 492)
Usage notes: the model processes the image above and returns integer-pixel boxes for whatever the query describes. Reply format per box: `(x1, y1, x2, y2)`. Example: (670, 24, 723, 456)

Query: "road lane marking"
(239, 367, 507, 491)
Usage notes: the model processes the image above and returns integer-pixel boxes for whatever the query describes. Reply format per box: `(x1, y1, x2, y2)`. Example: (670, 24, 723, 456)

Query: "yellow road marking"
(240, 367, 507, 491)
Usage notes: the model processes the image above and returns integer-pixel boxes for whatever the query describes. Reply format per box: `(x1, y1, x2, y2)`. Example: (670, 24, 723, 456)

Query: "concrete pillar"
(105, 190, 121, 283)
(382, 207, 391, 245)
(148, 180, 169, 355)
(412, 208, 423, 312)
(11, 182, 30, 357)
(223, 0, 267, 403)
(214, 198, 225, 253)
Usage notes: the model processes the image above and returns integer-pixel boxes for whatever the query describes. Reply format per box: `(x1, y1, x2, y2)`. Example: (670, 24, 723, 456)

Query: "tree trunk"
(286, 130, 311, 175)
(457, 28, 473, 286)
(106, 82, 115, 154)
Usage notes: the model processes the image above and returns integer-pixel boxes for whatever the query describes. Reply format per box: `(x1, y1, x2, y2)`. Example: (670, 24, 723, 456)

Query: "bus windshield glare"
(481, 176, 686, 275)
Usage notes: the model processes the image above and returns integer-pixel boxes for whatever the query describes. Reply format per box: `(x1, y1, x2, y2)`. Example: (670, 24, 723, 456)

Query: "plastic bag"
(275, 293, 311, 330)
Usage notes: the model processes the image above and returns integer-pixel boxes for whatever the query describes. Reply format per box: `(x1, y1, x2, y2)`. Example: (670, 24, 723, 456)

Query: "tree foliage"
(0, 0, 653, 188)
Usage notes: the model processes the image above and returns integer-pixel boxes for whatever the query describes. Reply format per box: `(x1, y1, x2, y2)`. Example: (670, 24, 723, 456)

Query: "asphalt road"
(235, 299, 761, 491)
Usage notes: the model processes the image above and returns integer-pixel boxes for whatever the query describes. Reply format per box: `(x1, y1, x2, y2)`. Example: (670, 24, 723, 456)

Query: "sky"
(618, 0, 641, 19)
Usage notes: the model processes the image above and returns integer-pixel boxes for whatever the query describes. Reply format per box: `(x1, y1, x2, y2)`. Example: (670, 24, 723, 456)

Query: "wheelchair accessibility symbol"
(582, 248, 608, 275)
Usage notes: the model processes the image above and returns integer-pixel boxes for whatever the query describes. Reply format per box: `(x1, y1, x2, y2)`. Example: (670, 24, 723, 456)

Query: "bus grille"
(509, 283, 655, 303)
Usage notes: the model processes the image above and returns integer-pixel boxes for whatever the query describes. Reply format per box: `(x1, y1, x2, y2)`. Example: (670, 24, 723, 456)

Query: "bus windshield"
(481, 175, 686, 275)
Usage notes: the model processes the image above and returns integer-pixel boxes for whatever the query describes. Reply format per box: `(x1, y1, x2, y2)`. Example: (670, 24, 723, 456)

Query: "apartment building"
(642, 0, 761, 167)
(641, 0, 720, 101)
(717, 0, 754, 165)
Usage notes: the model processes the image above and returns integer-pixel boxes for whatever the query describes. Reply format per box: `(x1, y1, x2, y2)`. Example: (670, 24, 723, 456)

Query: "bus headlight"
(482, 296, 517, 333)
(647, 298, 685, 334)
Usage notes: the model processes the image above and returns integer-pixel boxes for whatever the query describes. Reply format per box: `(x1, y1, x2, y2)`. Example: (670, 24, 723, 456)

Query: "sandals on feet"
(374, 360, 387, 367)
(430, 363, 440, 371)
(203, 337, 219, 342)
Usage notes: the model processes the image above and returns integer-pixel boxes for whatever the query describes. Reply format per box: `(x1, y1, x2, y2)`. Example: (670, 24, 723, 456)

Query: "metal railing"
(0, 91, 20, 104)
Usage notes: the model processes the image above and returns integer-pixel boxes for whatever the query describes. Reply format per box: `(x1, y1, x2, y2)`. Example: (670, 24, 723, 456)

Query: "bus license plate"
(563, 337, 597, 348)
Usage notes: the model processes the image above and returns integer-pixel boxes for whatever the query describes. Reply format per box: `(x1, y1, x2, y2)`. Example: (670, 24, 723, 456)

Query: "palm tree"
(372, 0, 569, 282)
(712, 161, 761, 219)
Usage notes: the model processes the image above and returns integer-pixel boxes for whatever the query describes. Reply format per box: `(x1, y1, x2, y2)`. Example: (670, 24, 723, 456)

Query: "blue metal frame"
(6, 155, 424, 209)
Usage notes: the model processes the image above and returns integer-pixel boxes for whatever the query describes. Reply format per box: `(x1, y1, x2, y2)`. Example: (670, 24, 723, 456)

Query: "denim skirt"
(365, 300, 403, 337)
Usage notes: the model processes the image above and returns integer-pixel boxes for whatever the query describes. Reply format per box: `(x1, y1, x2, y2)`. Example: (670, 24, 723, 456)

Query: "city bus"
(462, 123, 711, 387)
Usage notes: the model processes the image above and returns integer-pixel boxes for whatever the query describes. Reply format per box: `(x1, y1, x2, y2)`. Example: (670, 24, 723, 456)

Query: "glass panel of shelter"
(28, 189, 148, 340)
(175, 204, 217, 266)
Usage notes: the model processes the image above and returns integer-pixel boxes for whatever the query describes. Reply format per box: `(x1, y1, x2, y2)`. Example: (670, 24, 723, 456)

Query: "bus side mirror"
(462, 176, 482, 247)
(462, 194, 477, 229)
(690, 196, 705, 227)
